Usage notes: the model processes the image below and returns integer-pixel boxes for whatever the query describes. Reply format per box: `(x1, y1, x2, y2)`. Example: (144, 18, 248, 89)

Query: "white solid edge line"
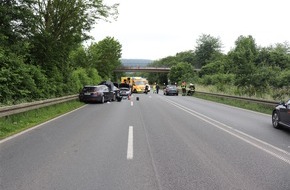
(0, 105, 87, 144)
(162, 98, 290, 165)
(127, 126, 134, 160)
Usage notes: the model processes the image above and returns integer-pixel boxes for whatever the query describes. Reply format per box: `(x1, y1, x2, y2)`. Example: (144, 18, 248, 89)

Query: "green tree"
(169, 62, 195, 84)
(30, 0, 119, 73)
(70, 68, 101, 93)
(0, 0, 42, 104)
(147, 51, 196, 84)
(272, 69, 290, 100)
(194, 34, 223, 68)
(229, 35, 259, 96)
(257, 43, 290, 69)
(175, 50, 195, 66)
(69, 45, 90, 69)
(0, 0, 120, 104)
(88, 37, 122, 79)
(149, 56, 178, 67)
(147, 73, 168, 85)
(199, 59, 228, 76)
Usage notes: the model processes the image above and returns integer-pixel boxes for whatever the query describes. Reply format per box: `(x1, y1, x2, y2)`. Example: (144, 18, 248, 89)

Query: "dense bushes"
(147, 34, 290, 100)
(0, 1, 120, 105)
(71, 68, 102, 93)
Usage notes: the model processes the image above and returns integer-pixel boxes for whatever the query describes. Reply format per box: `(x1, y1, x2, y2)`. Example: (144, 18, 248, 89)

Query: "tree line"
(0, 0, 122, 105)
(1, 1, 289, 105)
(146, 34, 290, 100)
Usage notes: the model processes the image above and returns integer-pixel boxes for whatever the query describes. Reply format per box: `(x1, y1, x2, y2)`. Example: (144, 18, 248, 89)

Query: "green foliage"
(256, 43, 290, 69)
(272, 69, 290, 100)
(69, 46, 90, 69)
(71, 68, 102, 92)
(201, 74, 235, 85)
(199, 59, 229, 76)
(0, 32, 46, 104)
(1, 0, 289, 105)
(153, 56, 177, 67)
(0, 0, 120, 105)
(277, 69, 290, 87)
(88, 37, 122, 79)
(0, 0, 35, 42)
(169, 62, 196, 84)
(175, 51, 195, 66)
(194, 34, 223, 68)
(228, 35, 258, 96)
(146, 51, 196, 84)
(145, 34, 289, 100)
(146, 73, 168, 85)
(23, 65, 48, 99)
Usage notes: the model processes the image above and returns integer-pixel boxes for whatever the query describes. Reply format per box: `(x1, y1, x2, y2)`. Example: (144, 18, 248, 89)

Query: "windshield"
(134, 81, 145, 85)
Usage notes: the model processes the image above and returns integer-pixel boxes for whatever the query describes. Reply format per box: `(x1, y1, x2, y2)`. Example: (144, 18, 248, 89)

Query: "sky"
(89, 0, 290, 60)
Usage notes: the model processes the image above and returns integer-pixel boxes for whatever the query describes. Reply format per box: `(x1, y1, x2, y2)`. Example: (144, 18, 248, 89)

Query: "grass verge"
(0, 100, 84, 140)
(193, 93, 274, 115)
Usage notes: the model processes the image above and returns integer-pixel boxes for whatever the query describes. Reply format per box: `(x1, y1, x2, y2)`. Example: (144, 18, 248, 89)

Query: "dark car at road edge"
(163, 85, 179, 96)
(272, 99, 290, 129)
(79, 85, 114, 103)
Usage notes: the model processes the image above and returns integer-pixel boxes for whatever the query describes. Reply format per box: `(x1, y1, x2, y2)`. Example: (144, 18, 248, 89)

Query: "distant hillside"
(121, 59, 153, 67)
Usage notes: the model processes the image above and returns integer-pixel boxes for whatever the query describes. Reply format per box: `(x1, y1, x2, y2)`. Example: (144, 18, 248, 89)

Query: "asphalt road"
(1, 92, 290, 190)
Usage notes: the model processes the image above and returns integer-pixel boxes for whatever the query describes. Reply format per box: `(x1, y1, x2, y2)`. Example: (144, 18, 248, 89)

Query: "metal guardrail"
(195, 91, 279, 107)
(0, 95, 78, 118)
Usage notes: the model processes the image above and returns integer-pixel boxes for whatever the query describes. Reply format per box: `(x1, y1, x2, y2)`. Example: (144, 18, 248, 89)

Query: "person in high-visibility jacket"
(181, 81, 186, 96)
(152, 83, 156, 93)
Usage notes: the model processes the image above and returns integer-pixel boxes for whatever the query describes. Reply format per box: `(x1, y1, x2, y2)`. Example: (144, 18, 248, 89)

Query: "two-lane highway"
(1, 93, 290, 190)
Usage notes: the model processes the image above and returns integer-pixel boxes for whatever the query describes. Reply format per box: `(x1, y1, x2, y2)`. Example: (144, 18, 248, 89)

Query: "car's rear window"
(83, 87, 98, 92)
(168, 85, 176, 89)
(119, 84, 130, 88)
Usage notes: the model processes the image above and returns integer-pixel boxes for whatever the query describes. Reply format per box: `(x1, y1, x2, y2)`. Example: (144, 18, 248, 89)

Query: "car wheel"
(101, 96, 105, 104)
(272, 111, 280, 129)
(112, 94, 116, 101)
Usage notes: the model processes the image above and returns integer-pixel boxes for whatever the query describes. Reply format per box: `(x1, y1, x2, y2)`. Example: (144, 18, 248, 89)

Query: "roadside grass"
(195, 84, 276, 101)
(193, 93, 274, 115)
(0, 100, 84, 140)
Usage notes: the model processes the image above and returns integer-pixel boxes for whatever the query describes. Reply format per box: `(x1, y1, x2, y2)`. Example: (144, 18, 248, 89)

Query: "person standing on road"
(152, 83, 156, 93)
(181, 81, 186, 96)
(156, 84, 160, 94)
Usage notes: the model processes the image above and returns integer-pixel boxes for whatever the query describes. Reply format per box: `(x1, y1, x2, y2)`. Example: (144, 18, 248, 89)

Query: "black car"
(272, 99, 290, 129)
(79, 85, 114, 103)
(99, 81, 122, 102)
(163, 85, 178, 96)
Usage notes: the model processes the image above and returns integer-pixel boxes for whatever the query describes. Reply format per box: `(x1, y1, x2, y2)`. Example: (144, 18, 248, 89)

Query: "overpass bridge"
(114, 66, 200, 73)
(114, 66, 170, 73)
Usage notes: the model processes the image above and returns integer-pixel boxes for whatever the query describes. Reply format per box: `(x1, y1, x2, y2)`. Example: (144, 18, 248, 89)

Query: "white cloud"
(91, 0, 290, 60)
